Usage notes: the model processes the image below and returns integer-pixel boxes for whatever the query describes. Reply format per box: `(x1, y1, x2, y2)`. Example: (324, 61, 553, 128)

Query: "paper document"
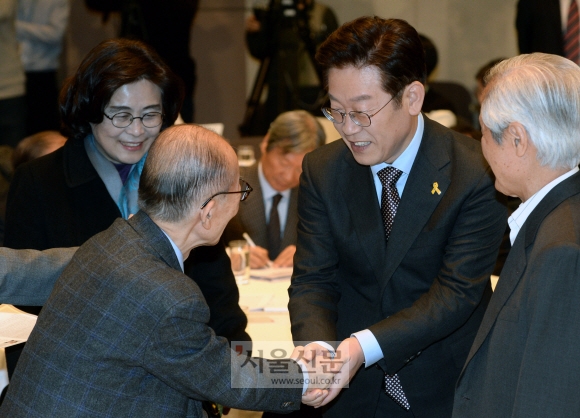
(0, 309, 38, 348)
(250, 267, 292, 281)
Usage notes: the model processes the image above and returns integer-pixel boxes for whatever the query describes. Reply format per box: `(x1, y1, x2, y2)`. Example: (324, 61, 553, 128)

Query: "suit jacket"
(0, 212, 302, 417)
(516, 0, 565, 56)
(222, 163, 298, 254)
(4, 138, 249, 343)
(0, 247, 75, 306)
(288, 116, 507, 418)
(453, 172, 580, 418)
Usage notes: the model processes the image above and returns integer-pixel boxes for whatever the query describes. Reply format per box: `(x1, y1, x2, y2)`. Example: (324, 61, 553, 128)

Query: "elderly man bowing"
(0, 124, 334, 417)
(453, 53, 580, 417)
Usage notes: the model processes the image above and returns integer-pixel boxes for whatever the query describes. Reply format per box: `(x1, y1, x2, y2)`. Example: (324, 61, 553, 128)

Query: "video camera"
(253, 0, 312, 23)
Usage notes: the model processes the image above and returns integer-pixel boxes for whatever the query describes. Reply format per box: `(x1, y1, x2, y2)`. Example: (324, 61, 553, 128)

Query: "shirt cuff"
(352, 329, 383, 367)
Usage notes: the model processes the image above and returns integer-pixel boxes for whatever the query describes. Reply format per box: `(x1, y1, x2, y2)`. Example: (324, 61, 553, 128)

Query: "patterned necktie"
(377, 167, 403, 240)
(377, 167, 410, 411)
(267, 194, 283, 259)
(565, 0, 580, 64)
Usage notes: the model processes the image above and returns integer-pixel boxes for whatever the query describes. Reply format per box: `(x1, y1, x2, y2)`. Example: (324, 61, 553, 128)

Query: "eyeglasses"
(103, 111, 164, 128)
(200, 178, 253, 209)
(321, 95, 396, 127)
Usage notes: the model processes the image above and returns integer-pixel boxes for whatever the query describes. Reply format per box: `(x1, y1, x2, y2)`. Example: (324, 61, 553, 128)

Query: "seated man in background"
(223, 110, 325, 268)
(0, 124, 333, 417)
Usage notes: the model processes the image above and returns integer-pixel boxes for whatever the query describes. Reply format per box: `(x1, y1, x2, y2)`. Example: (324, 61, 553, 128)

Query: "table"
(229, 277, 295, 418)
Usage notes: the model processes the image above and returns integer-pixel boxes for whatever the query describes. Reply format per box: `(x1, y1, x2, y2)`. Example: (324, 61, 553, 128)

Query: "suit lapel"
(129, 211, 182, 271)
(381, 118, 451, 286)
(342, 152, 389, 279)
(239, 165, 268, 246)
(281, 187, 299, 249)
(461, 172, 580, 371)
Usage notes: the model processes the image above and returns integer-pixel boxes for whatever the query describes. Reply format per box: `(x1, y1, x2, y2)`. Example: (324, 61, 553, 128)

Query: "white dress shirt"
(258, 162, 291, 237)
(508, 167, 579, 245)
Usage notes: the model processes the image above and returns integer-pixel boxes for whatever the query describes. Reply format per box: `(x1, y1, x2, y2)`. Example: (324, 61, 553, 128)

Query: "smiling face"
(327, 65, 422, 166)
(91, 79, 162, 165)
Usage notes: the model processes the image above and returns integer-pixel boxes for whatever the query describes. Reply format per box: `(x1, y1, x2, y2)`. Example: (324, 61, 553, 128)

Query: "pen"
(242, 232, 274, 268)
(242, 232, 256, 247)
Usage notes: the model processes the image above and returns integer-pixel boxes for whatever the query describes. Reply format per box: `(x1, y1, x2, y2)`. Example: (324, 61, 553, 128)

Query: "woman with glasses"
(2, 39, 251, 388)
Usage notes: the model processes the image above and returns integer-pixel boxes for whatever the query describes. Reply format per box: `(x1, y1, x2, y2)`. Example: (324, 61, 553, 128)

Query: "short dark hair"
(316, 16, 426, 106)
(59, 38, 184, 141)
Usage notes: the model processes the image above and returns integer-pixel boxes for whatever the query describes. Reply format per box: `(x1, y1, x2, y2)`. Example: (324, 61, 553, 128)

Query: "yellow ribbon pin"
(431, 182, 441, 195)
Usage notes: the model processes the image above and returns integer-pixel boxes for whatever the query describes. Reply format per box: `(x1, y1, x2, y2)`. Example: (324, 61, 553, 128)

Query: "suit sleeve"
(4, 162, 50, 250)
(0, 247, 76, 305)
(288, 153, 341, 345)
(143, 292, 302, 413)
(511, 243, 580, 416)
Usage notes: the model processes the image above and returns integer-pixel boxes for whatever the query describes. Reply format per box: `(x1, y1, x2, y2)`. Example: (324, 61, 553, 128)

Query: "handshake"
(290, 337, 365, 408)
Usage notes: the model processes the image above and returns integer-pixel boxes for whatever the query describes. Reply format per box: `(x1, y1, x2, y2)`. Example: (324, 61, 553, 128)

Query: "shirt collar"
(371, 113, 424, 176)
(160, 230, 185, 272)
(508, 166, 579, 245)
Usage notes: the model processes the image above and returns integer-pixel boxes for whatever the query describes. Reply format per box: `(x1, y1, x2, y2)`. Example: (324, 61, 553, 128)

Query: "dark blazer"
(0, 212, 302, 417)
(453, 172, 580, 418)
(222, 163, 298, 253)
(516, 0, 565, 56)
(288, 117, 507, 418)
(4, 139, 249, 343)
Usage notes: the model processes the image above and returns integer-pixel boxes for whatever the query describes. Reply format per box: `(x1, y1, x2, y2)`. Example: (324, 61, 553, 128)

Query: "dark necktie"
(377, 167, 410, 411)
(267, 194, 283, 259)
(378, 167, 403, 240)
(565, 0, 580, 64)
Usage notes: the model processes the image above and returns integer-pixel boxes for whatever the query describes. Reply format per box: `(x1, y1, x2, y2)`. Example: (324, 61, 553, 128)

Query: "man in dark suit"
(0, 124, 335, 416)
(288, 17, 507, 417)
(516, 0, 565, 56)
(223, 110, 325, 268)
(453, 53, 580, 417)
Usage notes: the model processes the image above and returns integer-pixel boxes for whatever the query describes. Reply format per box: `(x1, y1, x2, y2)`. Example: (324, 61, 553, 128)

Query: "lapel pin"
(431, 182, 441, 195)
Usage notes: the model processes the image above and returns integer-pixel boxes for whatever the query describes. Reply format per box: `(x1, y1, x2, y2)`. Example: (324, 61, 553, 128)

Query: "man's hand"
(317, 337, 365, 407)
(291, 345, 339, 407)
(249, 245, 270, 268)
(273, 245, 296, 267)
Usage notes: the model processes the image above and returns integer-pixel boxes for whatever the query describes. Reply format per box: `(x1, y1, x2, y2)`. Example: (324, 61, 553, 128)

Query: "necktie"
(267, 194, 283, 259)
(565, 0, 580, 64)
(377, 167, 410, 411)
(377, 167, 403, 240)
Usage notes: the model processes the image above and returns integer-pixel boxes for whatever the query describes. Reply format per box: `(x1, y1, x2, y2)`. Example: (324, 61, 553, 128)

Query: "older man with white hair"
(453, 53, 580, 417)
(0, 124, 335, 417)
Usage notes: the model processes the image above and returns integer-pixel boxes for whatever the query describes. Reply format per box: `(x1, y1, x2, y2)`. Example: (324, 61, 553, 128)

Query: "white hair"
(481, 53, 580, 170)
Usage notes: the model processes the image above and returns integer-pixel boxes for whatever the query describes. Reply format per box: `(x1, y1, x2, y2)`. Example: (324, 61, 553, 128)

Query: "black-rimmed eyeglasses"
(200, 178, 253, 209)
(103, 111, 164, 128)
(321, 94, 396, 127)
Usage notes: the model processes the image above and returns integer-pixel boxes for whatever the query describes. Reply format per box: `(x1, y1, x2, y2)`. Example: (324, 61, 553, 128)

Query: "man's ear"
(259, 133, 269, 155)
(506, 122, 529, 158)
(200, 200, 215, 230)
(406, 81, 425, 116)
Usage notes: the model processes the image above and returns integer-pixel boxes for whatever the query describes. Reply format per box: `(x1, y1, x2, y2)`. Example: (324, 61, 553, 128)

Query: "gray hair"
(266, 110, 326, 153)
(138, 124, 237, 222)
(481, 53, 580, 170)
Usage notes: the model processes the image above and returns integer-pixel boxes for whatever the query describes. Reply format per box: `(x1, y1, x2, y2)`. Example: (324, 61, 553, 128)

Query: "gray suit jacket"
(289, 116, 507, 418)
(0, 247, 75, 305)
(223, 163, 298, 253)
(453, 172, 580, 418)
(0, 212, 302, 417)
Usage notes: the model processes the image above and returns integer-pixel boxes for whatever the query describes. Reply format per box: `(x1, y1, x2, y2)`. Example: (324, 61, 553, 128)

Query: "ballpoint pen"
(242, 232, 274, 268)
